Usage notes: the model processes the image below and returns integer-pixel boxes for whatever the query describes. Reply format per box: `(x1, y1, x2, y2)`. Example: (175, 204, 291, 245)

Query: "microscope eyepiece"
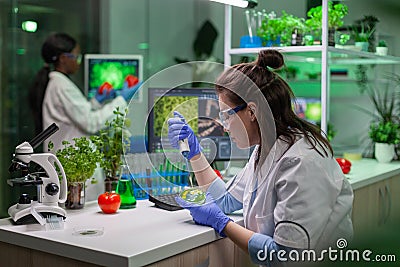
(29, 123, 59, 149)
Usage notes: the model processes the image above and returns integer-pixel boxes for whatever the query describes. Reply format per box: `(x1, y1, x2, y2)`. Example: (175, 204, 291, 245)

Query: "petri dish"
(73, 226, 104, 237)
(180, 188, 206, 205)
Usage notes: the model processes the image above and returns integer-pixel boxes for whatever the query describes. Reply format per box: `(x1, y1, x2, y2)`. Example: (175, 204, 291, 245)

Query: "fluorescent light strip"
(210, 0, 249, 8)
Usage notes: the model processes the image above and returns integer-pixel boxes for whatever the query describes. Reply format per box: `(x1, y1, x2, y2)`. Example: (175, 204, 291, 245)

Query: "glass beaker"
(116, 165, 136, 209)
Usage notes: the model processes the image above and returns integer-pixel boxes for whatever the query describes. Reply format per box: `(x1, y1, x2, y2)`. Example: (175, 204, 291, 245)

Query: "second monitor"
(84, 54, 143, 101)
(147, 87, 252, 161)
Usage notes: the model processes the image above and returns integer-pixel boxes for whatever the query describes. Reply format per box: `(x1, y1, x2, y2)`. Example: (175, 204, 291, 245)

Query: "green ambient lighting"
(138, 43, 149, 50)
(22, 21, 37, 32)
(305, 102, 322, 122)
(17, 48, 26, 55)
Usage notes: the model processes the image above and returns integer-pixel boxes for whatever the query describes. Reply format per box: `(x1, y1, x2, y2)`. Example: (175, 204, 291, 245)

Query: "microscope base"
(8, 203, 66, 225)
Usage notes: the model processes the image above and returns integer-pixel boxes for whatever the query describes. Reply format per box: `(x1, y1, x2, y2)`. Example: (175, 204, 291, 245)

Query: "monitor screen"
(147, 87, 251, 161)
(84, 54, 143, 101)
(293, 97, 322, 124)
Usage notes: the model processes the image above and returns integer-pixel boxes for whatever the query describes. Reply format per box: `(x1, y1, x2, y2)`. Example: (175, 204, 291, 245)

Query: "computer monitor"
(293, 97, 322, 124)
(147, 87, 251, 161)
(84, 54, 143, 101)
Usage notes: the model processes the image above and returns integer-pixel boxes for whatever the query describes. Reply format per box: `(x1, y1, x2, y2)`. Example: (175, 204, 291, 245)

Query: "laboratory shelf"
(224, 0, 400, 134)
(229, 46, 400, 65)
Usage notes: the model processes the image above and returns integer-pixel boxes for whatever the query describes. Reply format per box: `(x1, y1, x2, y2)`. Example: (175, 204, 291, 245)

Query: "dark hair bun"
(256, 50, 284, 70)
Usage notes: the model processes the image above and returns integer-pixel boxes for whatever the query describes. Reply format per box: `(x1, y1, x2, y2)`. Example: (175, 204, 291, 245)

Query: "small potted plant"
(98, 107, 131, 192)
(305, 2, 348, 46)
(280, 11, 308, 46)
(257, 15, 284, 47)
(50, 136, 103, 209)
(351, 23, 375, 52)
(375, 40, 388, 56)
(369, 121, 400, 163)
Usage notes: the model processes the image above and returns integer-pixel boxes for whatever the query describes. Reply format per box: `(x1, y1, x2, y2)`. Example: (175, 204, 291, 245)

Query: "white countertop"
(344, 158, 400, 190)
(0, 200, 243, 267)
(1, 158, 399, 266)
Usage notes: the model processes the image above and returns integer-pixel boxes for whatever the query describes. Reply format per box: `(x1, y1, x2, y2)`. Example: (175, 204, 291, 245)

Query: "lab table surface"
(1, 158, 400, 266)
(0, 200, 243, 267)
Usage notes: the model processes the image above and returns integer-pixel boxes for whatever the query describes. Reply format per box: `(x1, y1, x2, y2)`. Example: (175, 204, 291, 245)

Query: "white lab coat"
(226, 135, 353, 250)
(42, 71, 127, 151)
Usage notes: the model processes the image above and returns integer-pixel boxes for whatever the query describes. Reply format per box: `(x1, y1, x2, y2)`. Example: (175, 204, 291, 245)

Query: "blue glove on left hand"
(95, 89, 116, 103)
(167, 111, 201, 160)
(117, 81, 142, 102)
(175, 193, 232, 237)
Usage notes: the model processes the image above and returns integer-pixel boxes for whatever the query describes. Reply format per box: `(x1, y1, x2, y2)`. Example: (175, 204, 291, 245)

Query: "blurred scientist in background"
(28, 32, 140, 151)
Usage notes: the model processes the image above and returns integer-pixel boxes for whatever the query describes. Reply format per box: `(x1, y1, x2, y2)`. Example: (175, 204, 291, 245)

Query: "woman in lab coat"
(28, 32, 139, 151)
(169, 49, 353, 266)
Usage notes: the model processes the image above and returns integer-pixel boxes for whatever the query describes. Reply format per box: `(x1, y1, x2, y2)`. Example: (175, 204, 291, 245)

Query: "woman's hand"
(118, 81, 142, 102)
(175, 193, 232, 236)
(167, 111, 201, 160)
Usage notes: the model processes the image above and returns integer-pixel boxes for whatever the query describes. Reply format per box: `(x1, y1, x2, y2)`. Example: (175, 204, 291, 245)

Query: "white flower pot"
(374, 142, 395, 163)
(375, 47, 388, 56)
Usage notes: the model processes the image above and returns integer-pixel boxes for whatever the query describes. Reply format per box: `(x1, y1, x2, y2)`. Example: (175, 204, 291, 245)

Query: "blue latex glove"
(118, 81, 142, 102)
(167, 111, 201, 160)
(175, 193, 232, 237)
(95, 88, 116, 103)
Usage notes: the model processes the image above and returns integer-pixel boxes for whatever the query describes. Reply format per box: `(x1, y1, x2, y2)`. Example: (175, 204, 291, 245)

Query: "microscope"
(7, 123, 68, 225)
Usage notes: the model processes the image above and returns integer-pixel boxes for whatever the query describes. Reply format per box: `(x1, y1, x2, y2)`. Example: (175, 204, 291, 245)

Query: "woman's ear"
(247, 102, 257, 122)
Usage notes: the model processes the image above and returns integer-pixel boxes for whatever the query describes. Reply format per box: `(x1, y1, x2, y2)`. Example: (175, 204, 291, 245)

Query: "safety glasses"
(219, 103, 247, 128)
(63, 53, 82, 65)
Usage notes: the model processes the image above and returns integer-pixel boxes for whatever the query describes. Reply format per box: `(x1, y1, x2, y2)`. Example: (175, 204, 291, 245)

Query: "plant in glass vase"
(98, 107, 131, 192)
(49, 136, 103, 209)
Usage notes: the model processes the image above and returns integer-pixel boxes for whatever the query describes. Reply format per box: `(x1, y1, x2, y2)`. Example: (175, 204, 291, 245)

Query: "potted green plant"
(49, 136, 103, 209)
(305, 2, 348, 46)
(358, 15, 379, 52)
(280, 11, 308, 46)
(369, 121, 400, 163)
(351, 23, 376, 52)
(98, 107, 131, 192)
(375, 40, 388, 56)
(257, 16, 284, 47)
(357, 73, 400, 162)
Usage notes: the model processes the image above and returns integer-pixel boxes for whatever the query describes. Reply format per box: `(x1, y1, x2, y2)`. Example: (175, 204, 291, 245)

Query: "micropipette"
(175, 113, 190, 158)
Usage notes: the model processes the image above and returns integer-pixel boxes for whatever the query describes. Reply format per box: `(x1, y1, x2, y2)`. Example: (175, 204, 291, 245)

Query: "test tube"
(146, 168, 152, 195)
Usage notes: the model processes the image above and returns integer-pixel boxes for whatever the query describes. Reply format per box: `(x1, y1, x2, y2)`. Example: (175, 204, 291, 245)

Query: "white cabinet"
(352, 175, 400, 239)
(223, 0, 400, 133)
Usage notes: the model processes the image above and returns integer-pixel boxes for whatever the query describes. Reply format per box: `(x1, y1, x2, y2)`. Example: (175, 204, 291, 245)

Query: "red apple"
(98, 192, 121, 214)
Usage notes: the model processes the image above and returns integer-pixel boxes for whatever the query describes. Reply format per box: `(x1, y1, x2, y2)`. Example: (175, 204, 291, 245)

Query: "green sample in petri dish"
(116, 179, 136, 209)
(180, 188, 206, 205)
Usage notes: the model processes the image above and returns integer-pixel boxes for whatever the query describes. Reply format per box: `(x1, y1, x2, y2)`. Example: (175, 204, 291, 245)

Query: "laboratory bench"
(0, 158, 400, 267)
